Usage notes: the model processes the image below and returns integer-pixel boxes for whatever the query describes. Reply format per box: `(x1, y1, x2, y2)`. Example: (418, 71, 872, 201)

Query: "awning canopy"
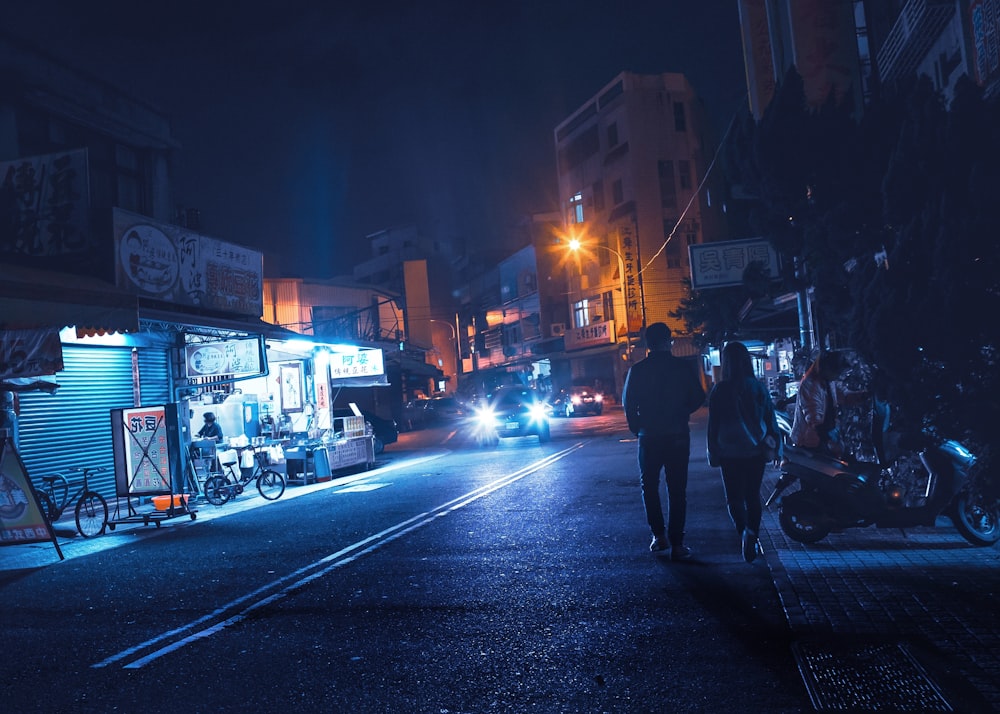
(0, 263, 140, 335)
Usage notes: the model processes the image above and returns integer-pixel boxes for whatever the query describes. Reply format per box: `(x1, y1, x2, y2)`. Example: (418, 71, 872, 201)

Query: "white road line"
(93, 443, 584, 670)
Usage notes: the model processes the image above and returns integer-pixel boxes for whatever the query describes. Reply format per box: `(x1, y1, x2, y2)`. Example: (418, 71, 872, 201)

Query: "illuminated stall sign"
(329, 349, 385, 380)
(184, 338, 263, 378)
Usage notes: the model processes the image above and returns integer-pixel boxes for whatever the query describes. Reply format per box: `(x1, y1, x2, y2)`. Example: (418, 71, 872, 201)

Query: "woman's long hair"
(721, 341, 754, 382)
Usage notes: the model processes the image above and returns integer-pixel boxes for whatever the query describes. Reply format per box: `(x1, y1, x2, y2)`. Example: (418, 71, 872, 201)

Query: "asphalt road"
(1, 409, 812, 712)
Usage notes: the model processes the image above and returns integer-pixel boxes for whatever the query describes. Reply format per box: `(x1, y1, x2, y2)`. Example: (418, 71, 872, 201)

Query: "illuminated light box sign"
(184, 338, 263, 378)
(329, 349, 384, 380)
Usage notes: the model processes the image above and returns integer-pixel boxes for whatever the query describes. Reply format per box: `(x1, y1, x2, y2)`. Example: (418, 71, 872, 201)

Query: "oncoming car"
(473, 387, 550, 446)
(552, 386, 604, 417)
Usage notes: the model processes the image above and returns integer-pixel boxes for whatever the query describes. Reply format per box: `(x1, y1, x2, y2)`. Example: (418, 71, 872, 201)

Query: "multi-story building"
(553, 71, 727, 397)
(738, 0, 999, 119)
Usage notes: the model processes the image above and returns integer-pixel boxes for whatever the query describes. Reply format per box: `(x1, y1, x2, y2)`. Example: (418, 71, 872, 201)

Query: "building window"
(602, 290, 616, 323)
(569, 192, 584, 224)
(592, 180, 604, 211)
(678, 160, 692, 190)
(607, 122, 618, 148)
(612, 179, 624, 205)
(658, 161, 676, 209)
(573, 299, 590, 328)
(673, 101, 686, 132)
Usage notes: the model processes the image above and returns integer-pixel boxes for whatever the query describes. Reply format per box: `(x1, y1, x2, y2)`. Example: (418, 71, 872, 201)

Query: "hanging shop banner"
(184, 337, 264, 378)
(0, 437, 63, 559)
(0, 148, 90, 265)
(0, 327, 64, 380)
(110, 404, 184, 497)
(113, 208, 263, 316)
(329, 348, 385, 380)
(688, 238, 781, 290)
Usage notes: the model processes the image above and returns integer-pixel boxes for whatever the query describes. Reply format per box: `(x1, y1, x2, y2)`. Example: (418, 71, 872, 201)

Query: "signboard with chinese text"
(688, 238, 780, 290)
(565, 320, 616, 350)
(0, 437, 62, 559)
(111, 404, 183, 497)
(329, 349, 385, 380)
(0, 149, 90, 266)
(970, 0, 1000, 86)
(184, 338, 264, 378)
(113, 208, 263, 316)
(615, 220, 644, 335)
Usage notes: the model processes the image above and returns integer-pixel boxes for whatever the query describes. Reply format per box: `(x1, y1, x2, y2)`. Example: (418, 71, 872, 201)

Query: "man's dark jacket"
(623, 351, 705, 436)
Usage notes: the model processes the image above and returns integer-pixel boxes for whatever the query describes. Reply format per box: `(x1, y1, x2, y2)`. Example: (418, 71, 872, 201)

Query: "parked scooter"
(767, 397, 1000, 547)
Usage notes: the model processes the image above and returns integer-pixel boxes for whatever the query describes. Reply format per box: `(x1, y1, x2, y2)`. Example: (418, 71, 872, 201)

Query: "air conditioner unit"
(550, 323, 566, 337)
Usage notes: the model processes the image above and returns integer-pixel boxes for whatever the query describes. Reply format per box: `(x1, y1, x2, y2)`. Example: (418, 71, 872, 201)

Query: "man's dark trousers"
(638, 432, 691, 545)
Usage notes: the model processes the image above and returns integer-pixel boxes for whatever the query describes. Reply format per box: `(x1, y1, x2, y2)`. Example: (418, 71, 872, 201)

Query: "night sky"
(3, 1, 747, 279)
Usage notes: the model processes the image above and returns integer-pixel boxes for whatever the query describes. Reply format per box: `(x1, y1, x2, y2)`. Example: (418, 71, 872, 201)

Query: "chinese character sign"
(616, 221, 644, 335)
(688, 238, 780, 289)
(120, 407, 171, 494)
(565, 320, 616, 350)
(329, 349, 385, 380)
(184, 338, 263, 378)
(113, 208, 263, 315)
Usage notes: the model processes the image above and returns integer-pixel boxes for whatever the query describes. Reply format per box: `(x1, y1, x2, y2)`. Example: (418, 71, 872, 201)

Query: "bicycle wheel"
(204, 475, 231, 506)
(256, 470, 285, 500)
(34, 491, 55, 524)
(74, 491, 108, 538)
(44, 473, 69, 512)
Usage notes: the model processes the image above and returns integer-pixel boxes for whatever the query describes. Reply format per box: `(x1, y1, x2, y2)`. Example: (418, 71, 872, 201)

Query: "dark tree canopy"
(677, 70, 1000, 470)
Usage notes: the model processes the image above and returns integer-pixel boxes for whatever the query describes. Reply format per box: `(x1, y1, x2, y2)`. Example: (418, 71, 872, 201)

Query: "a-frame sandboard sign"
(0, 435, 64, 561)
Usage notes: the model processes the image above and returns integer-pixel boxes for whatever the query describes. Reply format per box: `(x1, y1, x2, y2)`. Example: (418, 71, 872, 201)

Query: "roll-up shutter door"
(16, 346, 134, 500)
(137, 348, 171, 406)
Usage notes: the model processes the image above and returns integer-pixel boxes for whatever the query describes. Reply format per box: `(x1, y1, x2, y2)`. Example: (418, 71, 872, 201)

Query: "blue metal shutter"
(17, 345, 134, 500)
(137, 348, 172, 406)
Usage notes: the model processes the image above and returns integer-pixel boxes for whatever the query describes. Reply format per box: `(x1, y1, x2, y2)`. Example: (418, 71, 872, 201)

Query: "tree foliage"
(678, 70, 1000, 467)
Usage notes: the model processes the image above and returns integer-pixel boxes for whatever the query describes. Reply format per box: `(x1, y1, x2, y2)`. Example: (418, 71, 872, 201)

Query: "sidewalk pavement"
(758, 464, 1000, 712)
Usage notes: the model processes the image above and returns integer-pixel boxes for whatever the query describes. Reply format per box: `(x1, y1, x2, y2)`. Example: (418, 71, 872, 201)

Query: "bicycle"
(203, 444, 285, 506)
(34, 466, 110, 538)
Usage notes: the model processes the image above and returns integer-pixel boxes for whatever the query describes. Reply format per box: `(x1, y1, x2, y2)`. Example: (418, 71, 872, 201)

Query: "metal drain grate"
(792, 640, 953, 712)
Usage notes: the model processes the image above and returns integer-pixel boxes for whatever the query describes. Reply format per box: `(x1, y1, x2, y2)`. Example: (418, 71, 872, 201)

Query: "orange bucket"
(152, 494, 189, 511)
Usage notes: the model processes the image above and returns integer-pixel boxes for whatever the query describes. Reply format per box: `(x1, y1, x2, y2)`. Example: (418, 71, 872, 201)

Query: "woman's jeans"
(719, 456, 766, 536)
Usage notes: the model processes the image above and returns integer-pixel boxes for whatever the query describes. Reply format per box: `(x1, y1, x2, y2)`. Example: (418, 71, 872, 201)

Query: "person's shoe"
(742, 529, 758, 563)
(670, 545, 693, 561)
(649, 534, 668, 552)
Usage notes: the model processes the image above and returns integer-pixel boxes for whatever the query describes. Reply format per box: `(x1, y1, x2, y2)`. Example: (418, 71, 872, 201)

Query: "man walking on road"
(623, 323, 706, 559)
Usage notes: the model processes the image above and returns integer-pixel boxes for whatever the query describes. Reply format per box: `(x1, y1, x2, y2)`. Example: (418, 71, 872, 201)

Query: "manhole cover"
(792, 640, 953, 712)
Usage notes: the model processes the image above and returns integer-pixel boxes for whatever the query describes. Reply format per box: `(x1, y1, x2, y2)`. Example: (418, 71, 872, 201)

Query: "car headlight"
(571, 396, 581, 405)
(474, 406, 497, 429)
(528, 402, 549, 422)
(594, 394, 603, 403)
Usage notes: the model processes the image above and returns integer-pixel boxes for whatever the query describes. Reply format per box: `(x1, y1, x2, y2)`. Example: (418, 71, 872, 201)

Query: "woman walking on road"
(706, 342, 782, 563)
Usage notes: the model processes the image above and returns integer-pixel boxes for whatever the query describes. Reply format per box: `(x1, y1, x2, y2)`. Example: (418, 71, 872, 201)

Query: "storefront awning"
(139, 307, 303, 341)
(0, 295, 139, 335)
